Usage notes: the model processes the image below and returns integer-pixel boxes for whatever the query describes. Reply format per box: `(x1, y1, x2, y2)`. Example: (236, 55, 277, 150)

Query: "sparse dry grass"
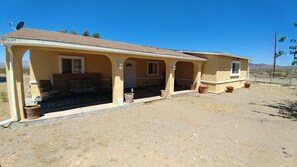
(0, 68, 5, 74)
(207, 103, 235, 112)
(0, 83, 10, 121)
(0, 90, 8, 102)
(0, 68, 30, 74)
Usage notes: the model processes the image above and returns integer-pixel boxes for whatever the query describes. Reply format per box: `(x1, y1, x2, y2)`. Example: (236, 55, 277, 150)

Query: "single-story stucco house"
(0, 28, 250, 122)
(182, 51, 249, 93)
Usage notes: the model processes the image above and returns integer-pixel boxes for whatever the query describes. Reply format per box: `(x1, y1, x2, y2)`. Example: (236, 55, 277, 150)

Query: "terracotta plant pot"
(226, 86, 234, 93)
(199, 85, 208, 94)
(24, 105, 41, 120)
(244, 82, 251, 88)
(124, 93, 134, 103)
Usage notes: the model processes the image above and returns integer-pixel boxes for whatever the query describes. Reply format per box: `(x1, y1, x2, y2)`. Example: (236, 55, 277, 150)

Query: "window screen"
(148, 62, 158, 75)
(62, 59, 72, 74)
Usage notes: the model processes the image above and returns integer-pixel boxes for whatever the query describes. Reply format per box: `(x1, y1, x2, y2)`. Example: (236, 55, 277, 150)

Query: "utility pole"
(273, 32, 277, 77)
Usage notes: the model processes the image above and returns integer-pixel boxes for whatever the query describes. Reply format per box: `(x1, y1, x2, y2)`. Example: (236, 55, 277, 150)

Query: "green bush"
(0, 91, 8, 102)
(23, 68, 30, 75)
(0, 68, 5, 74)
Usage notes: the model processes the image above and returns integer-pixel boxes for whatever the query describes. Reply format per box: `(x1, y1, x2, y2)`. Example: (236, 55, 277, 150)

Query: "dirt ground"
(0, 74, 30, 122)
(0, 84, 297, 167)
(0, 81, 10, 122)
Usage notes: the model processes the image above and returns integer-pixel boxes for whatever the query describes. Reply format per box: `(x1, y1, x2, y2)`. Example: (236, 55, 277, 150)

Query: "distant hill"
(0, 61, 29, 68)
(0, 62, 4, 68)
(249, 63, 292, 70)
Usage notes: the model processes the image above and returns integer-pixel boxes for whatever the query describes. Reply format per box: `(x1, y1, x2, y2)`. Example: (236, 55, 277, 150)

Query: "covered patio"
(1, 28, 206, 122)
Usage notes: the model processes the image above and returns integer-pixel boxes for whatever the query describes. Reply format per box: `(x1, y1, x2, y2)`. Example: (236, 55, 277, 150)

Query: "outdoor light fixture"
(117, 61, 123, 70)
(172, 63, 176, 71)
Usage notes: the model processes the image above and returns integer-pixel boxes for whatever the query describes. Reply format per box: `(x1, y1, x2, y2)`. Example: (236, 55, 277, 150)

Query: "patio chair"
(38, 80, 61, 104)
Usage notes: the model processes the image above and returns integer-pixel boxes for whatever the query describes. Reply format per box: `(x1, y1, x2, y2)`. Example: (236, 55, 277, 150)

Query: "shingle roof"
(3, 28, 205, 61)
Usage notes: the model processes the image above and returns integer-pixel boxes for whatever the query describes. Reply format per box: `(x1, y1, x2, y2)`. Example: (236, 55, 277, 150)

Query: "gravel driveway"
(0, 84, 297, 167)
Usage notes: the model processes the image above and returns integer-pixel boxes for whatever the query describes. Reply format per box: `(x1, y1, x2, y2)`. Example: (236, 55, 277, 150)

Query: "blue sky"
(0, 0, 296, 65)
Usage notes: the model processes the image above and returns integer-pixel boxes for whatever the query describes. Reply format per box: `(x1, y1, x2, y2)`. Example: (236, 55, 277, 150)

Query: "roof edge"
(181, 50, 251, 60)
(1, 37, 207, 62)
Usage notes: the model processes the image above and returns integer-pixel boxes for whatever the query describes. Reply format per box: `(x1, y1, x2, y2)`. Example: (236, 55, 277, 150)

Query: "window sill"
(230, 74, 240, 77)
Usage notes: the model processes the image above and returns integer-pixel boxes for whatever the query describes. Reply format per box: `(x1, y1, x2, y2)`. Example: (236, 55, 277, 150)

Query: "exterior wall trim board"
(201, 78, 247, 84)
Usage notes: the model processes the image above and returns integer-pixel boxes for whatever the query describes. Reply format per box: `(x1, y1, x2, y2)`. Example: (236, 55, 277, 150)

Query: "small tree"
(58, 29, 101, 38)
(59, 29, 68, 33)
(92, 33, 100, 38)
(82, 30, 90, 36)
(278, 22, 297, 65)
(70, 30, 77, 35)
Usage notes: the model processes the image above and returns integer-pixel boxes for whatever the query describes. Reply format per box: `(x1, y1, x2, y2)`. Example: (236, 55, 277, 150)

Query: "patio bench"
(69, 79, 96, 99)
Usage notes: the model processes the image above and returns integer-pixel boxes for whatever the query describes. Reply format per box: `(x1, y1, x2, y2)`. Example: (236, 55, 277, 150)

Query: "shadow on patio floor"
(124, 86, 165, 99)
(40, 93, 112, 114)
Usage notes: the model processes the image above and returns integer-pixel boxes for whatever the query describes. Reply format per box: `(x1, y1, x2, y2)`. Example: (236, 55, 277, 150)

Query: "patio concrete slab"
(11, 94, 173, 128)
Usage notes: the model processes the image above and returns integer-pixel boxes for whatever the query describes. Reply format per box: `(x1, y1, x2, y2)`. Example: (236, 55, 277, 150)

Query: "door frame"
(124, 60, 136, 88)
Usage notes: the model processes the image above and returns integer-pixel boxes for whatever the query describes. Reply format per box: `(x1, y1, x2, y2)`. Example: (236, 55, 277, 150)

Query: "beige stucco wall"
(175, 61, 194, 87)
(216, 56, 248, 82)
(189, 53, 248, 93)
(200, 55, 218, 81)
(30, 49, 112, 98)
(215, 80, 245, 93)
(203, 83, 216, 93)
(126, 58, 165, 87)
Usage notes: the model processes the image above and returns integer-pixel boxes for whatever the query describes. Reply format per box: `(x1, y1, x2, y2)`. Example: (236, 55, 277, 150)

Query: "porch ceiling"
(2, 28, 207, 62)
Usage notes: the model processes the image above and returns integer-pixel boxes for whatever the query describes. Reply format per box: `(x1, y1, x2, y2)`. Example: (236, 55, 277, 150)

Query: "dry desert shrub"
(0, 91, 8, 102)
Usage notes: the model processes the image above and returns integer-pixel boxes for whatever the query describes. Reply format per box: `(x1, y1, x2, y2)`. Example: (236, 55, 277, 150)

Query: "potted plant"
(244, 82, 251, 88)
(226, 86, 234, 93)
(199, 84, 209, 94)
(24, 98, 41, 120)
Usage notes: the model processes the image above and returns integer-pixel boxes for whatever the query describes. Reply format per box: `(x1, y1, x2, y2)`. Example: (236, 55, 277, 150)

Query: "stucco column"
(247, 60, 250, 81)
(5, 48, 15, 119)
(5, 46, 28, 120)
(165, 60, 177, 97)
(193, 61, 203, 91)
(108, 55, 128, 105)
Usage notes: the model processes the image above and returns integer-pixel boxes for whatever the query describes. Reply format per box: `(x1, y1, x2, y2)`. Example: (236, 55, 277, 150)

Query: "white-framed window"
(231, 61, 240, 76)
(147, 62, 159, 76)
(59, 55, 85, 74)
